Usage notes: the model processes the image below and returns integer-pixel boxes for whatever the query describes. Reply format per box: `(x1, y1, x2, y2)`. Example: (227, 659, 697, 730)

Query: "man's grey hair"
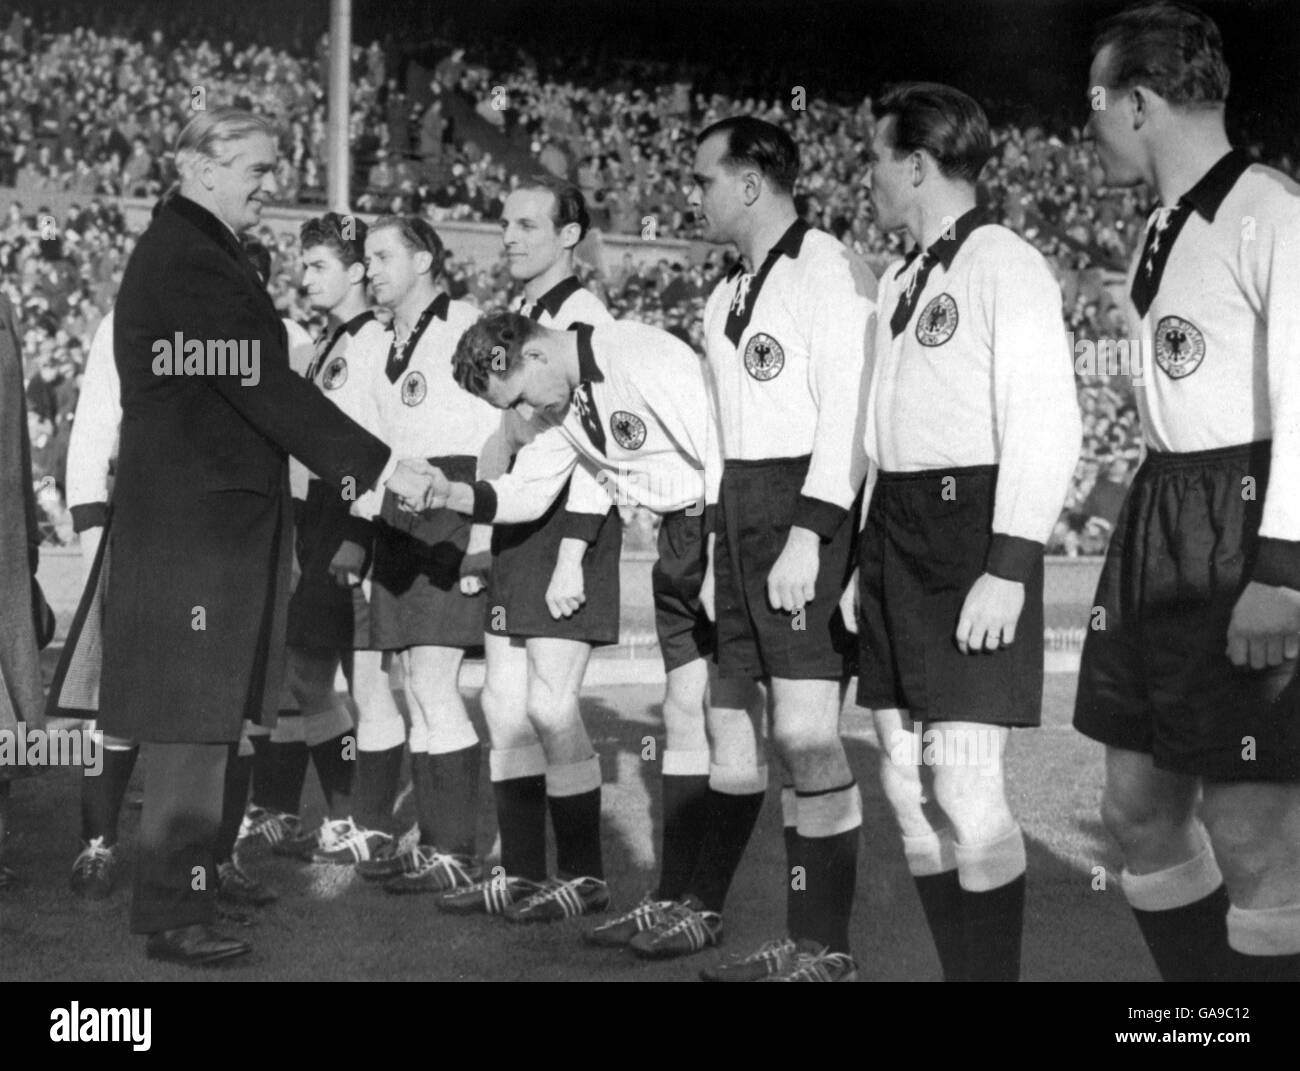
(174, 108, 275, 181)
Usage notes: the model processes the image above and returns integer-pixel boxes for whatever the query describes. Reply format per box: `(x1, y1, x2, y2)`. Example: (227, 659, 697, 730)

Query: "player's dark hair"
(452, 311, 541, 397)
(696, 116, 799, 195)
(243, 237, 272, 286)
(517, 173, 591, 241)
(300, 211, 368, 268)
(872, 82, 993, 185)
(370, 214, 444, 275)
(1091, 2, 1228, 106)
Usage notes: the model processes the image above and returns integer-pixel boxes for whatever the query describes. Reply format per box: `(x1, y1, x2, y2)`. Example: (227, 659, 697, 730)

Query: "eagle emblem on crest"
(610, 410, 647, 451)
(401, 370, 427, 406)
(915, 293, 958, 347)
(322, 355, 348, 390)
(1154, 315, 1206, 380)
(744, 333, 784, 381)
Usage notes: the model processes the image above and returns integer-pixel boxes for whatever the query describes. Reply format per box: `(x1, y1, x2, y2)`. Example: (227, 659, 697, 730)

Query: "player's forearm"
(989, 407, 1080, 580)
(555, 536, 589, 569)
(1255, 430, 1300, 588)
(799, 381, 868, 537)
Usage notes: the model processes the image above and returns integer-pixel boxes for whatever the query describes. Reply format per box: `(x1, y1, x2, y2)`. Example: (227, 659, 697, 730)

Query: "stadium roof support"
(327, 0, 351, 212)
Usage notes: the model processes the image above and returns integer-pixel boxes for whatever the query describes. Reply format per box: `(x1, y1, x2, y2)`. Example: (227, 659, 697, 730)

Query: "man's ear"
(347, 261, 366, 286)
(414, 249, 434, 277)
(910, 150, 928, 188)
(558, 220, 582, 251)
(1129, 86, 1150, 130)
(741, 166, 763, 206)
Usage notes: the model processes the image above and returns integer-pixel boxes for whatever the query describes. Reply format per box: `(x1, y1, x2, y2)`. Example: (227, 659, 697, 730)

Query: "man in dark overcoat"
(100, 108, 428, 965)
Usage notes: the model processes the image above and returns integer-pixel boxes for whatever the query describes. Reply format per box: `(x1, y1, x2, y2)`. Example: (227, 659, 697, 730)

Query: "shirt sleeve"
(1251, 194, 1300, 588)
(798, 245, 877, 538)
(66, 312, 120, 530)
(478, 422, 582, 524)
(561, 461, 615, 542)
(984, 243, 1082, 582)
(477, 410, 526, 481)
(631, 337, 717, 523)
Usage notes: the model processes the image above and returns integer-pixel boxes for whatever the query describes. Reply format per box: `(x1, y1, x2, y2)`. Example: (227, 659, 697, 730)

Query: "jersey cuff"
(71, 502, 107, 533)
(986, 534, 1042, 583)
(1252, 537, 1300, 590)
(471, 481, 498, 524)
(562, 509, 607, 543)
(795, 495, 847, 541)
(340, 514, 376, 550)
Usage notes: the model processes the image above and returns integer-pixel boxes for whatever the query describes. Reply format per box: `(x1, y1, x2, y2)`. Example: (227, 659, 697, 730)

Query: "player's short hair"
(872, 82, 993, 184)
(452, 311, 540, 397)
(696, 116, 799, 195)
(516, 173, 591, 241)
(243, 237, 272, 286)
(300, 212, 368, 268)
(1091, 2, 1228, 106)
(174, 107, 275, 178)
(369, 214, 444, 275)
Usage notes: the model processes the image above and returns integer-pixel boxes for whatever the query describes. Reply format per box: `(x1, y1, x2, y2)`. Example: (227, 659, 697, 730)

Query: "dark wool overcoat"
(54, 195, 389, 742)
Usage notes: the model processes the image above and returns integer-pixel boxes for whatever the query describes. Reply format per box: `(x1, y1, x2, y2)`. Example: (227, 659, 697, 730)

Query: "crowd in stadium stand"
(8, 3, 1295, 553)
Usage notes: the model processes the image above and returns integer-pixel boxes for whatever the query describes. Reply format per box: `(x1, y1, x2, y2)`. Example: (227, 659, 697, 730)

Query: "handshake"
(385, 458, 453, 513)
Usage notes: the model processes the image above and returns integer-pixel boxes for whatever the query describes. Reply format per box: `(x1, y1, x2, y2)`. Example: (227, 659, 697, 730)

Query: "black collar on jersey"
(574, 322, 604, 383)
(307, 309, 376, 382)
(889, 207, 992, 337)
(723, 218, 810, 346)
(384, 292, 449, 383)
(523, 275, 583, 321)
(1182, 148, 1253, 222)
(571, 322, 606, 453)
(1130, 150, 1251, 318)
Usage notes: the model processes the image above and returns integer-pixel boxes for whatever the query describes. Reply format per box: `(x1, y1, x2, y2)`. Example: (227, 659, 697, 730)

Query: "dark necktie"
(890, 250, 938, 338)
(1130, 201, 1194, 318)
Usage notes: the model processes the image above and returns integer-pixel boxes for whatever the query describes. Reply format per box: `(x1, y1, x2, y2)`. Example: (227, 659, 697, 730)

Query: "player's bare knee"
(525, 689, 581, 737)
(931, 766, 1010, 838)
(878, 758, 926, 824)
(1100, 787, 1189, 856)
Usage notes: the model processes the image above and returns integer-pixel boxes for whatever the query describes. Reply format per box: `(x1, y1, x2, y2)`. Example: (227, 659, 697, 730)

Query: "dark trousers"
(130, 742, 228, 934)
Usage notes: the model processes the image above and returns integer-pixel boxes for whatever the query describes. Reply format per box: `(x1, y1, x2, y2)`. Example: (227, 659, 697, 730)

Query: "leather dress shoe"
(145, 924, 251, 966)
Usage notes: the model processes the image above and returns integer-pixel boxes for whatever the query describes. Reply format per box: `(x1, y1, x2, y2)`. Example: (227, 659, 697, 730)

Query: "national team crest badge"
(915, 293, 958, 347)
(744, 333, 784, 381)
(1154, 315, 1206, 380)
(610, 410, 647, 451)
(401, 370, 427, 406)
(322, 356, 348, 390)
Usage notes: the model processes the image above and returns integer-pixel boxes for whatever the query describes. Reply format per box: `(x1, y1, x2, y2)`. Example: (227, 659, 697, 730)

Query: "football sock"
(791, 782, 861, 955)
(310, 732, 355, 814)
(426, 742, 481, 857)
(903, 828, 965, 981)
(681, 761, 766, 912)
(1121, 843, 1233, 982)
(490, 744, 548, 881)
(1225, 901, 1300, 982)
(250, 712, 309, 816)
(781, 785, 799, 936)
(410, 751, 438, 846)
(655, 749, 710, 901)
(80, 742, 138, 845)
(353, 744, 404, 834)
(214, 742, 253, 864)
(956, 824, 1027, 982)
(547, 756, 603, 880)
